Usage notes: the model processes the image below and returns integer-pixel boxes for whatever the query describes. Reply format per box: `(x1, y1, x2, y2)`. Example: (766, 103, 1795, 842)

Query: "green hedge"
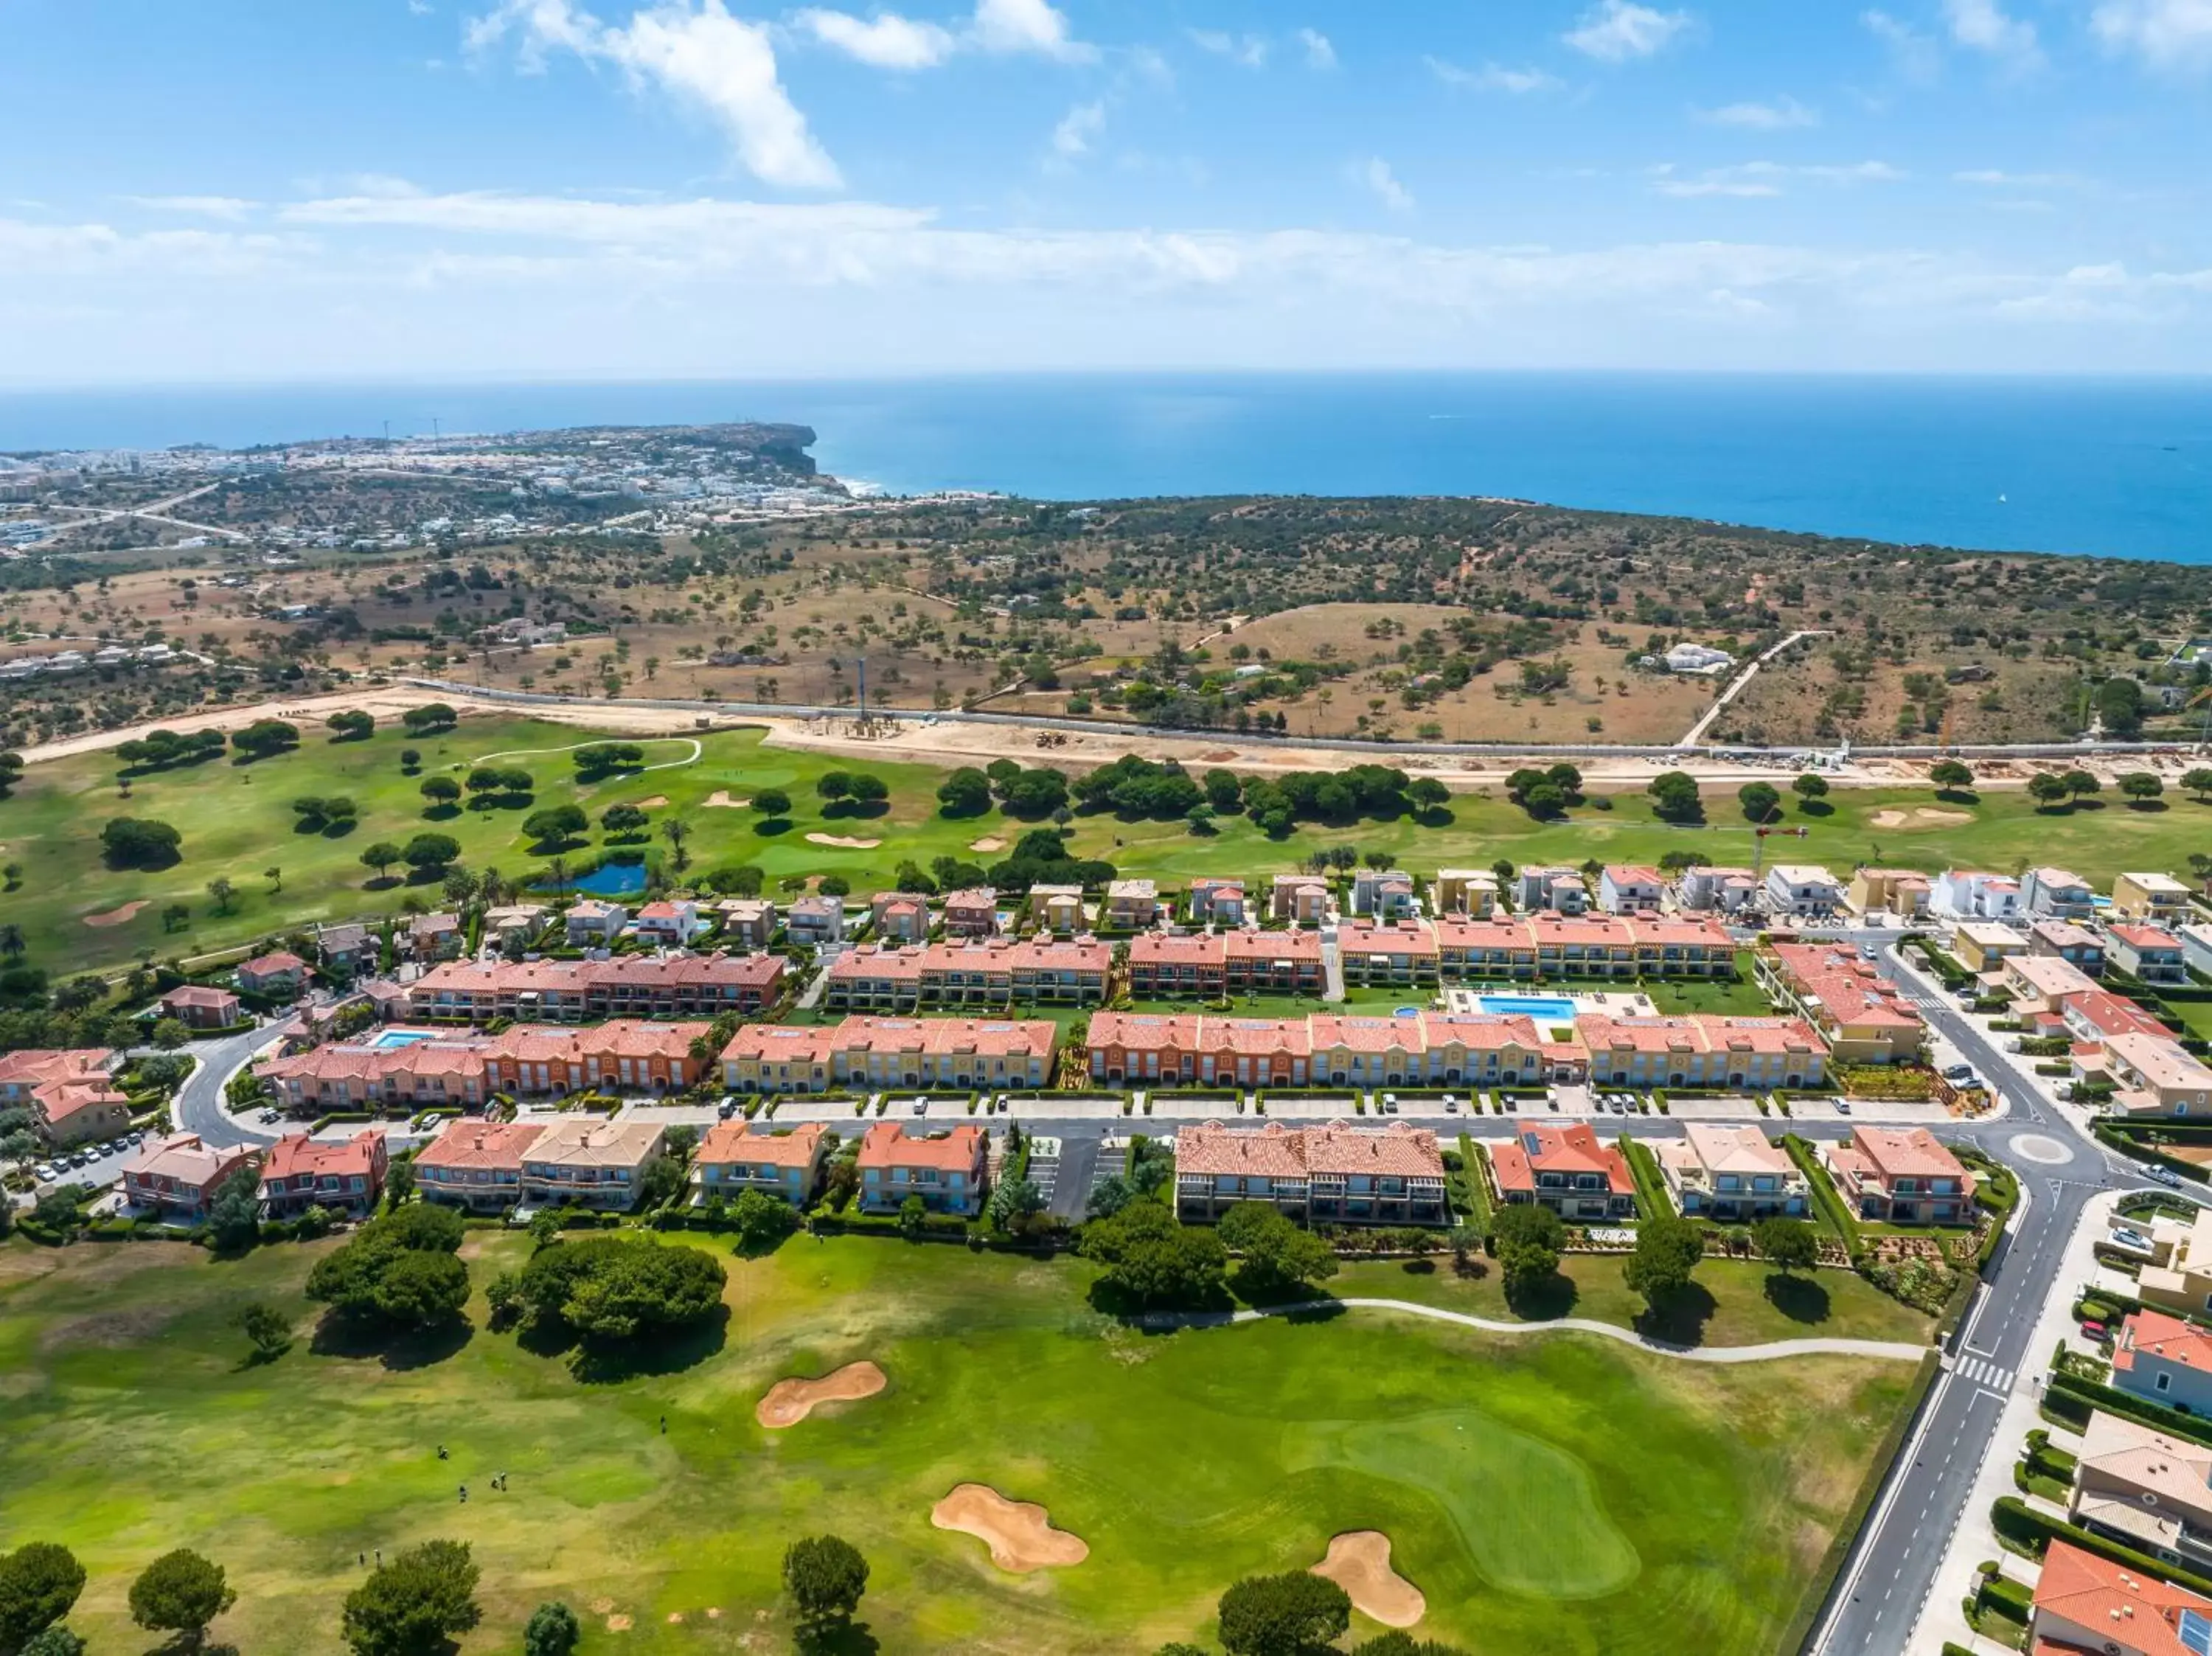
(1456, 1134, 1495, 1231)
(1782, 1133, 1863, 1252)
(1991, 1495, 2212, 1598)
(2093, 1122, 2211, 1183)
(2048, 1369, 2212, 1450)
(1619, 1136, 1671, 1221)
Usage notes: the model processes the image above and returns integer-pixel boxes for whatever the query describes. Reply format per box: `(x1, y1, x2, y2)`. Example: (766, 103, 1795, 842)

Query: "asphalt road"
(170, 1016, 299, 1149)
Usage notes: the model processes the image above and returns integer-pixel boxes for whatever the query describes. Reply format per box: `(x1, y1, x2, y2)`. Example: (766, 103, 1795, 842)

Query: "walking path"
(1141, 1294, 1930, 1365)
(1676, 629, 1832, 748)
(470, 736, 703, 770)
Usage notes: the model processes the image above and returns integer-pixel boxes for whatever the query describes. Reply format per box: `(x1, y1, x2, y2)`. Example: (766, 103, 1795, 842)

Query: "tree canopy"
(0, 1542, 86, 1651)
(305, 1205, 469, 1330)
(511, 1236, 727, 1344)
(1216, 1571, 1352, 1656)
(128, 1548, 236, 1648)
(340, 1539, 481, 1656)
(1079, 1200, 1227, 1309)
(782, 1535, 869, 1627)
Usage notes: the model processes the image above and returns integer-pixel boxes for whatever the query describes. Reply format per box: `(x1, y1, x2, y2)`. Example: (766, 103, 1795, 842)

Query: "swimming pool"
(367, 1029, 437, 1050)
(1475, 995, 1580, 1020)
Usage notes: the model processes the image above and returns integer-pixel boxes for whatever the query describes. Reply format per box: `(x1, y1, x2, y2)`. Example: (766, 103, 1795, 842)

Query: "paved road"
(1801, 936, 2140, 1656)
(171, 1017, 300, 1149)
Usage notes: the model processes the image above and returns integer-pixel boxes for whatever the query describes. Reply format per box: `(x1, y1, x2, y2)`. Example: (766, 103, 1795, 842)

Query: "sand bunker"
(931, 1483, 1090, 1573)
(806, 832, 881, 849)
(630, 795, 668, 810)
(605, 1614, 632, 1632)
(83, 900, 149, 928)
(704, 791, 751, 808)
(968, 836, 1008, 853)
(1870, 807, 1972, 829)
(755, 1360, 887, 1427)
(1312, 1532, 1425, 1628)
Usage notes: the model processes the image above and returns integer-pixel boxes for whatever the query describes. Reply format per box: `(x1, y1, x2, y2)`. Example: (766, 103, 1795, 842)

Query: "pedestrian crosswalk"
(1955, 1354, 2014, 1391)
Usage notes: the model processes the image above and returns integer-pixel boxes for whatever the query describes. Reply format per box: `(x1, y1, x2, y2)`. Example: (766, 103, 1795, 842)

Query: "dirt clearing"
(931, 1483, 1090, 1573)
(754, 1360, 887, 1428)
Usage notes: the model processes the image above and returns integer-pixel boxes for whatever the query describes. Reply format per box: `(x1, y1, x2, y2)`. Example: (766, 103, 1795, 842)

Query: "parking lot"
(24, 1131, 149, 1197)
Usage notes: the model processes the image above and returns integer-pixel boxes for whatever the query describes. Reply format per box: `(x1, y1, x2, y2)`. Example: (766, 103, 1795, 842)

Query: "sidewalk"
(1905, 1186, 2121, 1655)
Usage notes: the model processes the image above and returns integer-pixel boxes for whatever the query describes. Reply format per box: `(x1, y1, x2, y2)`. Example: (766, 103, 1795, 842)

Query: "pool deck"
(1441, 988, 1658, 1021)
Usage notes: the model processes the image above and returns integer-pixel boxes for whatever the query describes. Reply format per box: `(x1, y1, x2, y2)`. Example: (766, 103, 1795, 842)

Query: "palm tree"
(661, 817, 691, 876)
(479, 866, 507, 908)
(546, 855, 570, 899)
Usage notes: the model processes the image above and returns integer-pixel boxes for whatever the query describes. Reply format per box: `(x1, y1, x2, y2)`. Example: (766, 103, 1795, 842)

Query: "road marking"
(1957, 1354, 2014, 1390)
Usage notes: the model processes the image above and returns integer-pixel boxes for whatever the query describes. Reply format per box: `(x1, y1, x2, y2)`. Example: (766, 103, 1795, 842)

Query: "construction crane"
(1750, 824, 1810, 880)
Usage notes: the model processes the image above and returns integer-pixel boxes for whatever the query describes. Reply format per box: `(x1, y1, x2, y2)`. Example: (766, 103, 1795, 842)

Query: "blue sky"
(4, 0, 2211, 382)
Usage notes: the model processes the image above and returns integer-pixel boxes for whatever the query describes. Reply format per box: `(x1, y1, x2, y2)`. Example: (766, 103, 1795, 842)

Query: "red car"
(2079, 1319, 2109, 1343)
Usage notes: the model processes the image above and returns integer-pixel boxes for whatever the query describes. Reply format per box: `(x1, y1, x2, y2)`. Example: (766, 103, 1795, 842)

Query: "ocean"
(3, 372, 2209, 563)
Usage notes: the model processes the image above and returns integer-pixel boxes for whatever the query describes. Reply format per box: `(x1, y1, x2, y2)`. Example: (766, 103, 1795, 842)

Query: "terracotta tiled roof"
(1489, 1122, 1634, 1196)
(1848, 1125, 1969, 1181)
(526, 1118, 666, 1169)
(1767, 942, 1924, 1031)
(697, 1121, 825, 1170)
(414, 1120, 546, 1172)
(2031, 1537, 2212, 1656)
(262, 1129, 383, 1183)
(1576, 1012, 1819, 1056)
(2112, 923, 2184, 951)
(827, 944, 927, 982)
(161, 985, 239, 1009)
(240, 951, 307, 977)
(1173, 1119, 1310, 1178)
(857, 1121, 984, 1171)
(1174, 1119, 1444, 1180)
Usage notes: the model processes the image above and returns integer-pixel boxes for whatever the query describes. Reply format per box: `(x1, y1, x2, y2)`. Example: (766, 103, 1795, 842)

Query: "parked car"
(32, 1163, 57, 1183)
(716, 1096, 740, 1120)
(1380, 1093, 1399, 1114)
(1835, 1100, 1852, 1115)
(911, 1096, 929, 1116)
(2080, 1318, 2109, 1343)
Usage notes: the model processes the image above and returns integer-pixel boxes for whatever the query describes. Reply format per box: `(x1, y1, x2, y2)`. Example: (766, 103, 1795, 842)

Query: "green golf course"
(0, 1231, 1922, 1655)
(5, 711, 2209, 975)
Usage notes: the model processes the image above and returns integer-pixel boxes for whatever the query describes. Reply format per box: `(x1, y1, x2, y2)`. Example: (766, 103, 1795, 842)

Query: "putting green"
(1310, 1410, 1640, 1599)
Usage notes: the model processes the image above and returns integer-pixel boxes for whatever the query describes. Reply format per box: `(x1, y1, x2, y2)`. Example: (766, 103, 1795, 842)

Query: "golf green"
(0, 1232, 1915, 1654)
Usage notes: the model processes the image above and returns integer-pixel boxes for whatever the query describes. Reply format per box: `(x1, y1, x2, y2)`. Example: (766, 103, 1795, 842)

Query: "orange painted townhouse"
(407, 950, 784, 1022)
(1756, 942, 1926, 1065)
(237, 950, 310, 996)
(259, 1019, 712, 1111)
(414, 1119, 548, 1213)
(0, 1048, 133, 1149)
(1823, 1126, 1978, 1225)
(1086, 1009, 1564, 1090)
(1125, 927, 1325, 998)
(857, 1122, 987, 1217)
(260, 1129, 389, 1217)
(158, 984, 242, 1029)
(1576, 1012, 1827, 1092)
(719, 1015, 1057, 1094)
(1489, 1121, 1637, 1222)
(121, 1133, 259, 1222)
(695, 1120, 829, 1208)
(1172, 1119, 1449, 1227)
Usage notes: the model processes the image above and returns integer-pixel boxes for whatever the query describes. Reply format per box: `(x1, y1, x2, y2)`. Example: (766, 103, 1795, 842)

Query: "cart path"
(1140, 1294, 1930, 1364)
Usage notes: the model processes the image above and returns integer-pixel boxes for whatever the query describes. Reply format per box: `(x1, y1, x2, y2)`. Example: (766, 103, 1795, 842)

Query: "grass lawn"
(0, 1232, 1921, 1655)
(14, 708, 2209, 977)
(1326, 1254, 1935, 1349)
(1641, 954, 1777, 1017)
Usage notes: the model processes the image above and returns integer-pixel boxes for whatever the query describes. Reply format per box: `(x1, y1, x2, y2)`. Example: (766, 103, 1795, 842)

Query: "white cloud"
(1654, 159, 1901, 197)
(970, 0, 1093, 62)
(1861, 9, 1941, 82)
(796, 8, 956, 69)
(1297, 28, 1335, 69)
(470, 0, 840, 187)
(124, 195, 260, 220)
(1954, 167, 2076, 187)
(1051, 100, 1105, 159)
(1427, 57, 1561, 93)
(1359, 158, 1414, 212)
(19, 187, 2212, 380)
(1189, 28, 1267, 67)
(1697, 96, 1817, 129)
(1943, 0, 2041, 66)
(2091, 0, 2212, 71)
(1563, 1, 1691, 62)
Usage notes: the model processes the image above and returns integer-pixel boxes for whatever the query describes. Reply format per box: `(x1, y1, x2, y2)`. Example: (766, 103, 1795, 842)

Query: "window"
(2159, 1372, 2173, 1394)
